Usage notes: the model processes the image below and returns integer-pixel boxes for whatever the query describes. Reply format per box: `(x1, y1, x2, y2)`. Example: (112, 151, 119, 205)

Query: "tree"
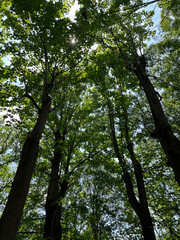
(75, 0, 180, 185)
(43, 79, 94, 240)
(0, 0, 179, 239)
(0, 0, 79, 239)
(90, 75, 156, 239)
(83, 45, 179, 238)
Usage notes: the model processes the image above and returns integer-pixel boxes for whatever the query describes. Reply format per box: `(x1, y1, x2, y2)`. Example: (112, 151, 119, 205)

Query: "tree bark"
(44, 131, 68, 240)
(135, 64, 180, 185)
(0, 96, 51, 240)
(44, 180, 68, 240)
(44, 202, 63, 240)
(127, 144, 156, 240)
(122, 171, 156, 240)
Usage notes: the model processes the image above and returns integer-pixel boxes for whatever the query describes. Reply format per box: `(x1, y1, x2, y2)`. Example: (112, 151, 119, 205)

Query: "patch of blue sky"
(68, 0, 80, 22)
(144, 1, 162, 44)
(2, 55, 12, 66)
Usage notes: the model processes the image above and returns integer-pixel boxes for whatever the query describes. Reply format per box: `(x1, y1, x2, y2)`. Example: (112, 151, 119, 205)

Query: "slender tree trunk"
(139, 214, 157, 240)
(127, 144, 156, 240)
(0, 96, 51, 240)
(107, 100, 156, 240)
(135, 65, 180, 185)
(92, 225, 99, 240)
(44, 131, 68, 240)
(122, 171, 156, 240)
(90, 194, 99, 240)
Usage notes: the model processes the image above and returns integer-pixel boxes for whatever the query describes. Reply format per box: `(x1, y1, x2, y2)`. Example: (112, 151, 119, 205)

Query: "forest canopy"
(0, 0, 180, 239)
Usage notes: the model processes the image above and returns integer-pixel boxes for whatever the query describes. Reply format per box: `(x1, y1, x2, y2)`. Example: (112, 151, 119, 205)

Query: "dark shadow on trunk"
(134, 60, 180, 185)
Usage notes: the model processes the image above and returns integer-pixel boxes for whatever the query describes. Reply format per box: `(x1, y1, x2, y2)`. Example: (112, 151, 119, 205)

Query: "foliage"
(0, 0, 180, 239)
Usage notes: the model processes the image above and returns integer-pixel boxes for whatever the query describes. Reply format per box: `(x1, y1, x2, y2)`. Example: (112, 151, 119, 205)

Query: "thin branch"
(17, 231, 42, 234)
(23, 93, 41, 114)
(69, 151, 101, 176)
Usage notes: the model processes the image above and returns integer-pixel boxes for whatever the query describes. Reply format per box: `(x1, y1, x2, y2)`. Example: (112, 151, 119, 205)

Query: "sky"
(68, 0, 80, 21)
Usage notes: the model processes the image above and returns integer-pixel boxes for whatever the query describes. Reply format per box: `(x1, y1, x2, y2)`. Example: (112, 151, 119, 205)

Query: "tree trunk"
(44, 131, 68, 240)
(0, 96, 51, 240)
(107, 99, 156, 239)
(127, 144, 156, 240)
(122, 172, 156, 240)
(44, 181, 68, 240)
(139, 214, 157, 240)
(44, 130, 62, 240)
(136, 66, 180, 185)
(44, 202, 63, 240)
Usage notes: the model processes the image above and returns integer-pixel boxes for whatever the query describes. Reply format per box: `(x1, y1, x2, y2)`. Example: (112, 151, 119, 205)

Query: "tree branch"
(23, 93, 41, 114)
(69, 151, 101, 176)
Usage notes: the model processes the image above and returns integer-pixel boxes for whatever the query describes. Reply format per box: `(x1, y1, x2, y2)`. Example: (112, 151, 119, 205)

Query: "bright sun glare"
(70, 38, 76, 44)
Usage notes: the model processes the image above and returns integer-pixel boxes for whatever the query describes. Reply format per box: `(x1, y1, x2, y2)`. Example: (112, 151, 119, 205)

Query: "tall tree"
(75, 0, 180, 185)
(0, 0, 78, 239)
(104, 82, 156, 239)
(43, 80, 92, 240)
